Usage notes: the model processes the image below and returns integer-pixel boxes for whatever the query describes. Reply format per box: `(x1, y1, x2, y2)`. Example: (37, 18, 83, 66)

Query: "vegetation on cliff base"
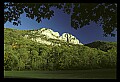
(4, 28, 117, 71)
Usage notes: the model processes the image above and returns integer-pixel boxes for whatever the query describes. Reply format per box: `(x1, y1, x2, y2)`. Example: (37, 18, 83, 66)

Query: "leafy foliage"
(4, 28, 117, 71)
(85, 41, 117, 52)
(4, 3, 117, 36)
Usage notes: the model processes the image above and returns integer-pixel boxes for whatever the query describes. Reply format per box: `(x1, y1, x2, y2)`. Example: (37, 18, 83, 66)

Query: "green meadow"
(4, 69, 116, 79)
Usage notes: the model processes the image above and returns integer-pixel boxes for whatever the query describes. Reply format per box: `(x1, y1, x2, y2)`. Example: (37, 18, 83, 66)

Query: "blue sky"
(4, 7, 117, 44)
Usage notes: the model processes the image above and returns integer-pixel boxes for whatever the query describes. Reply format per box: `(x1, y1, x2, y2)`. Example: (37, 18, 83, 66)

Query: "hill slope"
(5, 27, 83, 46)
(85, 41, 117, 52)
(4, 27, 117, 71)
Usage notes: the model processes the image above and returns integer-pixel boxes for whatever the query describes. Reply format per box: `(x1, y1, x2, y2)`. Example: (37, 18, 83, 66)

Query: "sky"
(4, 7, 117, 44)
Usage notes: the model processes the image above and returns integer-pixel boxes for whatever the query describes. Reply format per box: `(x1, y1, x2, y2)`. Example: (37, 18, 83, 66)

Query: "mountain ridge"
(4, 27, 117, 71)
(4, 27, 83, 46)
(23, 27, 83, 45)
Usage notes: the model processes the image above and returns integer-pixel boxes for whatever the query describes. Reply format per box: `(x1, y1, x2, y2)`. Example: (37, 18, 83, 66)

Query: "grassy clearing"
(4, 69, 116, 79)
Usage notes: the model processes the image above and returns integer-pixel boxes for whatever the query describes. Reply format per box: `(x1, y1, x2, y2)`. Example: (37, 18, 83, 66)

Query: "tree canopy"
(4, 28, 117, 71)
(4, 3, 117, 37)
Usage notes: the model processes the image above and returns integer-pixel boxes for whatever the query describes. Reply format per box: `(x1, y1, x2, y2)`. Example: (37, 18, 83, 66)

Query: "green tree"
(106, 47, 117, 68)
(85, 41, 117, 52)
(4, 28, 117, 70)
(17, 48, 29, 70)
(31, 49, 39, 70)
(4, 3, 117, 36)
(4, 45, 18, 70)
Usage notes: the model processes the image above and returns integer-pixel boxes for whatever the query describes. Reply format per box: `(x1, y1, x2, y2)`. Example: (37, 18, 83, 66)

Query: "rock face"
(40, 28, 60, 39)
(59, 33, 80, 44)
(24, 28, 83, 45)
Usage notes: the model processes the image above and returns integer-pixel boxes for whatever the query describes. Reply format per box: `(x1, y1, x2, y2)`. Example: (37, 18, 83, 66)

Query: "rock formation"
(24, 28, 83, 45)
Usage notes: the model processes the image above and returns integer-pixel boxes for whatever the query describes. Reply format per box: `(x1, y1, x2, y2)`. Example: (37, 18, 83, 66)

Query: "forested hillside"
(4, 28, 117, 71)
(85, 41, 117, 52)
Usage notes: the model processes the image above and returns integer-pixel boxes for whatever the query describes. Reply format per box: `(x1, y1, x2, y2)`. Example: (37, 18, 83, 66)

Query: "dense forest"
(4, 28, 117, 71)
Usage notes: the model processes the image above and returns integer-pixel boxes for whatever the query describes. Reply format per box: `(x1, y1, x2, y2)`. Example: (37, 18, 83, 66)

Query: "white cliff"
(38, 28, 60, 39)
(24, 28, 83, 45)
(59, 33, 80, 44)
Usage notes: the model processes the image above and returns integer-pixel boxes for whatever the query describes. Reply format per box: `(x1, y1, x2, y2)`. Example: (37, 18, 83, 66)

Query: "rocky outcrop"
(24, 28, 83, 45)
(59, 33, 80, 44)
(39, 28, 60, 39)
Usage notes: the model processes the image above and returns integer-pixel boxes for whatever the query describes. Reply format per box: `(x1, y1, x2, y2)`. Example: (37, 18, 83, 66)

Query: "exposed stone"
(39, 28, 60, 39)
(24, 28, 83, 45)
(59, 33, 80, 44)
